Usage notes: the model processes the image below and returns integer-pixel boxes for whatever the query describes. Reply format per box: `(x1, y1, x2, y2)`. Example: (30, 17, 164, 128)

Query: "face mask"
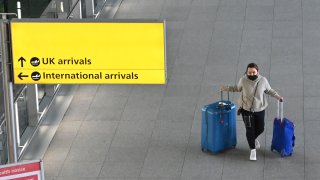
(247, 75, 258, 81)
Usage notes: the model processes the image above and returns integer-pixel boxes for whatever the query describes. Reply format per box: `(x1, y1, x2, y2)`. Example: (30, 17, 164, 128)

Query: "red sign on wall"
(0, 160, 44, 180)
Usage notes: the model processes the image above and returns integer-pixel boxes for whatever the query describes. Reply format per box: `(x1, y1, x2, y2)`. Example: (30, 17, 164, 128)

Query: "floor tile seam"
(185, 0, 226, 179)
(97, 85, 134, 178)
(142, 1, 197, 177)
(55, 85, 100, 177)
(168, 3, 200, 69)
(178, 99, 205, 178)
(195, 1, 224, 112)
(263, 10, 272, 171)
(260, 0, 277, 177)
(216, 0, 249, 162)
(55, 2, 139, 179)
(53, 125, 82, 177)
(219, 0, 250, 178)
(109, 0, 127, 18)
(80, 85, 105, 123)
(301, 0, 306, 178)
(136, 0, 193, 178)
(302, 119, 320, 123)
(136, 67, 169, 177)
(271, 36, 303, 40)
(262, 0, 306, 178)
(66, 88, 94, 122)
(303, 95, 320, 98)
(135, 83, 167, 178)
(199, 3, 250, 178)
(234, 3, 252, 89)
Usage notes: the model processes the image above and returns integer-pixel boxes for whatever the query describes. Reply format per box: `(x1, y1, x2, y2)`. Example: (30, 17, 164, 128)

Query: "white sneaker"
(255, 139, 260, 149)
(250, 149, 257, 161)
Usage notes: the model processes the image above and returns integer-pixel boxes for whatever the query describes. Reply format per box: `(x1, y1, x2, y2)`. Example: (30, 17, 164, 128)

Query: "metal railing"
(41, 0, 82, 19)
(0, 0, 123, 164)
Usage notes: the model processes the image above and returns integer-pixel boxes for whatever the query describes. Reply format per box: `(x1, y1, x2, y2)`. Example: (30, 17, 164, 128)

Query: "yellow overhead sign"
(11, 20, 166, 84)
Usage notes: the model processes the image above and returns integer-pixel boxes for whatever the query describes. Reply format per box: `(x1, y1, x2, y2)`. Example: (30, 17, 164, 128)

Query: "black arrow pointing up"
(18, 57, 26, 67)
(18, 72, 28, 80)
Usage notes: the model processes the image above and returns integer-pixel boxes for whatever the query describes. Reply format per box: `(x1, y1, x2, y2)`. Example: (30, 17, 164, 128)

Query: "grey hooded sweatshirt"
(227, 75, 281, 112)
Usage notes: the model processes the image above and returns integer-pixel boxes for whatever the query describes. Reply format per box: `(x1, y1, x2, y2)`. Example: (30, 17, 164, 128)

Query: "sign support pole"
(0, 14, 18, 163)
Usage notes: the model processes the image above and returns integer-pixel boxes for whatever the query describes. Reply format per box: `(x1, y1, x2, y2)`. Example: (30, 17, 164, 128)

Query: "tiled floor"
(41, 0, 320, 179)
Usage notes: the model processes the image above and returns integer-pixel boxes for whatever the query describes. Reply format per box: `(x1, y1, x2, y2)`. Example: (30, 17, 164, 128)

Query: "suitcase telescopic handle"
(220, 90, 230, 102)
(277, 99, 284, 122)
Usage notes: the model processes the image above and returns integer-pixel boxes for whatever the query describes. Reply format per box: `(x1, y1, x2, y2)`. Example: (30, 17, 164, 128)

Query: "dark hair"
(245, 63, 259, 74)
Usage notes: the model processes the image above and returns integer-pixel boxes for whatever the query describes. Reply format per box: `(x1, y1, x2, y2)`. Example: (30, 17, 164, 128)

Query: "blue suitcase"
(271, 100, 295, 157)
(201, 91, 237, 153)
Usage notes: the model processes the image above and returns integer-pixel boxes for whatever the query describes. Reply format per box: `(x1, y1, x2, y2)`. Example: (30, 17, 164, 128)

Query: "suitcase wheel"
(201, 148, 207, 152)
(271, 146, 274, 152)
(280, 150, 289, 157)
(281, 152, 292, 157)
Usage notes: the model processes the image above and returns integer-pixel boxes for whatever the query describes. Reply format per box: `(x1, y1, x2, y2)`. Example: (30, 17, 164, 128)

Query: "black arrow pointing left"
(18, 72, 28, 80)
(18, 57, 26, 67)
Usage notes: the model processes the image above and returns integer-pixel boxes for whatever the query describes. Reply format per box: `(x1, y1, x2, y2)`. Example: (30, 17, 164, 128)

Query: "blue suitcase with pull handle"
(271, 100, 295, 157)
(201, 91, 237, 153)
